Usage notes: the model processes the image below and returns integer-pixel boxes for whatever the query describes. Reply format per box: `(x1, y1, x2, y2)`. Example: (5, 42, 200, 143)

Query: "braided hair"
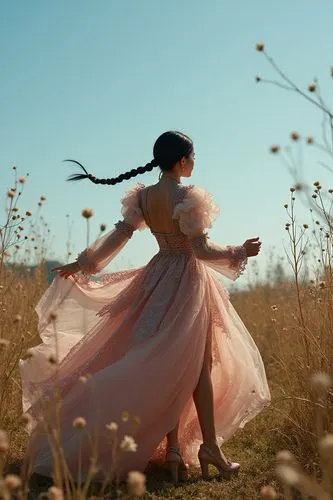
(65, 131, 193, 186)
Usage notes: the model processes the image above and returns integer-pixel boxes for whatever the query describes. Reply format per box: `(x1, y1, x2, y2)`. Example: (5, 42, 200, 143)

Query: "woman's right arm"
(173, 186, 261, 281)
(189, 233, 261, 280)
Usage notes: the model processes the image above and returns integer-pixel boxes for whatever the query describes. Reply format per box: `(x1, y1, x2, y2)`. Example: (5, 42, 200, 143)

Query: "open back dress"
(20, 175, 271, 480)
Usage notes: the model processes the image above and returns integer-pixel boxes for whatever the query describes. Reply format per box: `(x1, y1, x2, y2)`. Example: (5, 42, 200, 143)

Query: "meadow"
(0, 46, 332, 500)
(0, 164, 332, 500)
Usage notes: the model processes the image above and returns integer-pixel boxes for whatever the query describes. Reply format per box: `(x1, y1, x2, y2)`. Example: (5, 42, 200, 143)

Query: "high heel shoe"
(165, 446, 189, 484)
(198, 443, 240, 480)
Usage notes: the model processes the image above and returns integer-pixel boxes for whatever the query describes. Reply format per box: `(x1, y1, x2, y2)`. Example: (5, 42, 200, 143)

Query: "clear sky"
(1, 0, 333, 285)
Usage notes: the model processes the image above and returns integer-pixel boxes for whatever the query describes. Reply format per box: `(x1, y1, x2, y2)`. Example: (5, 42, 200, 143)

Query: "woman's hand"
(51, 261, 81, 279)
(243, 237, 262, 257)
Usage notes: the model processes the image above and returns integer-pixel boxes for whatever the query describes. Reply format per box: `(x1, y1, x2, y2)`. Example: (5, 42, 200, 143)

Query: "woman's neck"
(159, 172, 182, 183)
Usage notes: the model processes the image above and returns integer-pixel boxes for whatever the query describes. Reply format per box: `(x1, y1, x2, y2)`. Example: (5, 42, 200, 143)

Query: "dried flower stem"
(261, 50, 333, 119)
(284, 192, 309, 363)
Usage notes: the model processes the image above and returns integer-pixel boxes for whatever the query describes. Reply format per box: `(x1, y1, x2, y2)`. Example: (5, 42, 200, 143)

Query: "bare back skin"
(139, 178, 184, 234)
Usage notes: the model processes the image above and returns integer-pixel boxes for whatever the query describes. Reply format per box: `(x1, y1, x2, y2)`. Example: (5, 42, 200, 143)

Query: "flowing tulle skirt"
(20, 251, 270, 480)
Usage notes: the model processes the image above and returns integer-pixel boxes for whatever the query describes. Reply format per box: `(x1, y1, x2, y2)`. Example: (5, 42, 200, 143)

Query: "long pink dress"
(20, 177, 271, 481)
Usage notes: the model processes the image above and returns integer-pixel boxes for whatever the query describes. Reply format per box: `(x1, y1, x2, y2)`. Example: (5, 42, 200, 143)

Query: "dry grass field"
(0, 166, 333, 499)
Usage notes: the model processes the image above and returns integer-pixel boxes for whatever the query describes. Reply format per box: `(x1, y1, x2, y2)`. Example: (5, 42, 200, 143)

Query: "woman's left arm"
(52, 183, 147, 279)
(52, 220, 135, 278)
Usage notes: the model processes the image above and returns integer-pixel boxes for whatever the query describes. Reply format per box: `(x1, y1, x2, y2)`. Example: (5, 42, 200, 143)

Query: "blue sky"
(1, 0, 333, 284)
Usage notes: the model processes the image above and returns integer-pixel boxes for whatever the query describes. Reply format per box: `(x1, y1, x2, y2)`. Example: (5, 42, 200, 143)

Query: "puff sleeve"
(173, 185, 220, 237)
(77, 183, 147, 274)
(173, 186, 247, 281)
(120, 182, 148, 231)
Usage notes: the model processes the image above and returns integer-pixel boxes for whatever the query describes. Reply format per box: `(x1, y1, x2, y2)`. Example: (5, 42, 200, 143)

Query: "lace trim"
(174, 184, 195, 204)
(190, 236, 247, 279)
(100, 268, 141, 285)
(114, 220, 134, 239)
(96, 269, 145, 317)
(189, 233, 210, 245)
(73, 268, 141, 286)
(210, 301, 230, 336)
(153, 232, 193, 251)
(76, 221, 134, 278)
(77, 248, 100, 275)
(227, 245, 248, 278)
(73, 273, 91, 285)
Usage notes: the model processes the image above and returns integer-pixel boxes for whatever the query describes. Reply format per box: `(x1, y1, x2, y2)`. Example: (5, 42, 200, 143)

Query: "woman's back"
(140, 177, 186, 235)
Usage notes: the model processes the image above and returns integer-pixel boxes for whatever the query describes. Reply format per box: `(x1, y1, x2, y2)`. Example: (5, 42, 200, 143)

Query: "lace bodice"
(77, 176, 248, 281)
(151, 231, 194, 254)
(137, 178, 194, 253)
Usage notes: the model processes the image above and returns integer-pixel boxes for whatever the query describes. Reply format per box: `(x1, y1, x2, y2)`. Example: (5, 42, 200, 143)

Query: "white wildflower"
(311, 372, 332, 391)
(0, 429, 9, 453)
(319, 434, 333, 457)
(0, 339, 10, 349)
(5, 474, 22, 490)
(120, 435, 137, 452)
(276, 450, 295, 464)
(261, 485, 278, 499)
(72, 417, 87, 429)
(276, 464, 299, 486)
(48, 486, 64, 500)
(106, 422, 118, 433)
(127, 471, 146, 497)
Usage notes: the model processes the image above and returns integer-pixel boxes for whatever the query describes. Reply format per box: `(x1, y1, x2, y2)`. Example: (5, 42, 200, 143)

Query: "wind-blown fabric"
(20, 180, 271, 481)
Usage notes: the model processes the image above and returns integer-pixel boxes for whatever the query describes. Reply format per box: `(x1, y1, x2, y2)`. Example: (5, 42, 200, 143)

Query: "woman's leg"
(166, 422, 179, 448)
(167, 325, 214, 449)
(192, 325, 240, 477)
(193, 324, 216, 447)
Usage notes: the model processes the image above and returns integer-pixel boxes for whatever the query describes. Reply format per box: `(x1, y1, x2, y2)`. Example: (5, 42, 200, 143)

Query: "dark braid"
(65, 158, 159, 186)
(65, 130, 193, 187)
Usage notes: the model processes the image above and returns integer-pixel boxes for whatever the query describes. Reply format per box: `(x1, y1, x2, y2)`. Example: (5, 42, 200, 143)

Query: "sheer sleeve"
(173, 186, 247, 281)
(120, 182, 147, 231)
(77, 183, 147, 274)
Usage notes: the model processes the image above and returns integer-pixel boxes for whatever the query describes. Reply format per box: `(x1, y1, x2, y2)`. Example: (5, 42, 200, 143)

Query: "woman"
(20, 131, 271, 486)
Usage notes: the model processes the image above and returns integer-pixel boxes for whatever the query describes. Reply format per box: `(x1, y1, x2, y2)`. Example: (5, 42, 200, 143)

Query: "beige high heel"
(165, 446, 189, 484)
(198, 443, 240, 480)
